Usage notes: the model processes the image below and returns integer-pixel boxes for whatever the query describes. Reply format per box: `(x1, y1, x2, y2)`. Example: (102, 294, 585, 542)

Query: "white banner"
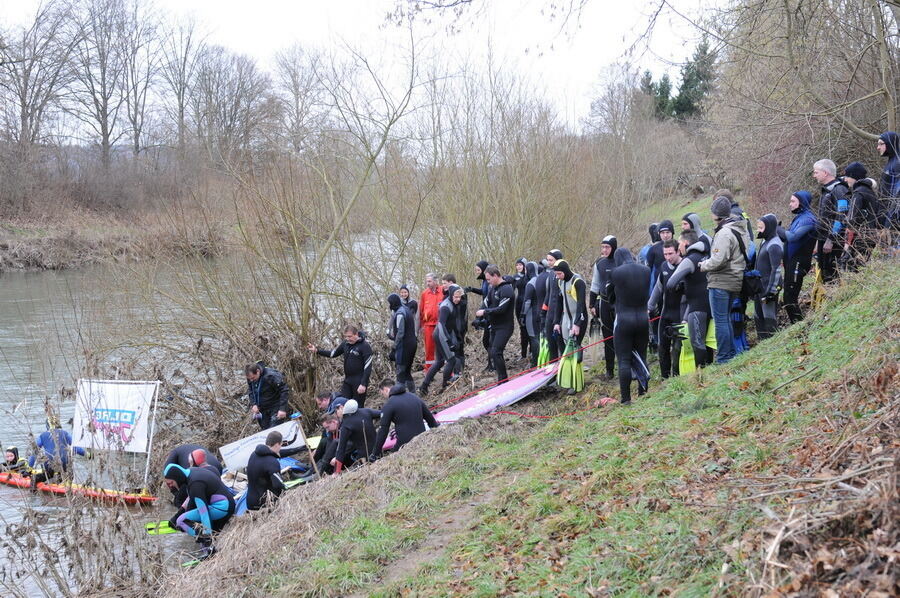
(72, 379, 160, 453)
(219, 419, 302, 471)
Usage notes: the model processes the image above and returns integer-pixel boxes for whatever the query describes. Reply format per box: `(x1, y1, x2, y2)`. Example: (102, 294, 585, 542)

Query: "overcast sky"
(2, 0, 711, 129)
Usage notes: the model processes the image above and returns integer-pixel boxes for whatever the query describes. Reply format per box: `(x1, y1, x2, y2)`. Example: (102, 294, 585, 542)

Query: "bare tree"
(67, 0, 128, 171)
(159, 15, 203, 155)
(190, 46, 276, 170)
(273, 44, 323, 154)
(120, 0, 159, 157)
(0, 0, 78, 156)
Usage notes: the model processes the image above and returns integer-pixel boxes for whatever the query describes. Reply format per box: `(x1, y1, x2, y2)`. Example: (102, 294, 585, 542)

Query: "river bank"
(0, 209, 231, 272)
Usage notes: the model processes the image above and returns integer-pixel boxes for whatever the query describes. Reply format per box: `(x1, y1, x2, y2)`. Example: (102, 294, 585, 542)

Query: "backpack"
(730, 229, 763, 299)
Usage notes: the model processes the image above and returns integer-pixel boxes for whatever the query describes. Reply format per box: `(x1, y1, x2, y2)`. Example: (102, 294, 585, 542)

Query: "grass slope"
(154, 259, 899, 598)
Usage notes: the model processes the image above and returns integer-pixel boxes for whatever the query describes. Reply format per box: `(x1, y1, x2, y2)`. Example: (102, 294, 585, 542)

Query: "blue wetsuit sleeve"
(193, 496, 212, 536)
(784, 222, 814, 242)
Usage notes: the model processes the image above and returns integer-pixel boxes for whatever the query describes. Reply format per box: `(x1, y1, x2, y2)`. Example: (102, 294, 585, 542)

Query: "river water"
(0, 264, 200, 596)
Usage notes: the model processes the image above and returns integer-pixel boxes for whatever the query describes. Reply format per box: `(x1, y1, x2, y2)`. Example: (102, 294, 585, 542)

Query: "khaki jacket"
(700, 218, 750, 293)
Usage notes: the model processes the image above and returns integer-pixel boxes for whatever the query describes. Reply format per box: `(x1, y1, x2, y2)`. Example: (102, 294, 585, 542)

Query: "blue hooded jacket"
(784, 191, 817, 261)
(879, 131, 900, 200)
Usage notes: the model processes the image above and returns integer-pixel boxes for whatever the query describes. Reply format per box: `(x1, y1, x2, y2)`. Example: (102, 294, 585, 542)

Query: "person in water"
(28, 418, 89, 485)
(2, 446, 28, 473)
(164, 463, 236, 558)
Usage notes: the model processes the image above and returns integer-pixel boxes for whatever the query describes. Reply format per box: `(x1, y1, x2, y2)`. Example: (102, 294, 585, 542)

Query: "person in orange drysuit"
(419, 273, 442, 373)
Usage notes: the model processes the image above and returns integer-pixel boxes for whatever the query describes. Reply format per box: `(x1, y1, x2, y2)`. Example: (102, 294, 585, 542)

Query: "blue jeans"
(709, 288, 736, 364)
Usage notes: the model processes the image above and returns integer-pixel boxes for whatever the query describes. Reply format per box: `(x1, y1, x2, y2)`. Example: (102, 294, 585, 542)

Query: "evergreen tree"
(673, 37, 717, 119)
(655, 74, 673, 119)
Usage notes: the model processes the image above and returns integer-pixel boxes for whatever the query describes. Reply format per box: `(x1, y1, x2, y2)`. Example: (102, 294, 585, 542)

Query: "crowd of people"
(159, 133, 898, 558)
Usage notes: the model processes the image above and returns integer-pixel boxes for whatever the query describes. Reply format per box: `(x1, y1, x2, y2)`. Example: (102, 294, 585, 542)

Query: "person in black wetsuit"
(646, 220, 674, 290)
(163, 444, 223, 505)
(812, 159, 850, 283)
(608, 248, 651, 405)
(681, 213, 712, 257)
(754, 214, 784, 340)
(398, 285, 418, 327)
(513, 258, 531, 360)
(842, 162, 879, 269)
(245, 362, 291, 430)
(442, 274, 467, 374)
(372, 379, 439, 459)
(312, 413, 342, 475)
(648, 240, 683, 378)
(475, 265, 516, 383)
(308, 325, 373, 407)
(590, 235, 617, 379)
(541, 250, 565, 361)
(464, 260, 493, 370)
(2, 447, 28, 473)
(667, 230, 713, 368)
(521, 261, 544, 367)
(420, 285, 464, 394)
(246, 430, 307, 510)
(387, 293, 417, 393)
(164, 463, 235, 557)
(332, 399, 381, 474)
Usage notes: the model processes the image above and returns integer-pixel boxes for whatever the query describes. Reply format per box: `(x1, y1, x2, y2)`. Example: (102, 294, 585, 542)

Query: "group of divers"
(4, 136, 898, 562)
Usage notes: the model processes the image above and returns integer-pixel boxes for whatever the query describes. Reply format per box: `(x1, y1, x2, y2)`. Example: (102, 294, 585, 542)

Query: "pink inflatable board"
(435, 364, 558, 423)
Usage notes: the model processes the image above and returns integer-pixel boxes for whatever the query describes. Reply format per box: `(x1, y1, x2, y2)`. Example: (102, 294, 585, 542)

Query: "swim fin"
(572, 354, 584, 392)
(678, 324, 696, 375)
(630, 350, 650, 393)
(537, 334, 550, 367)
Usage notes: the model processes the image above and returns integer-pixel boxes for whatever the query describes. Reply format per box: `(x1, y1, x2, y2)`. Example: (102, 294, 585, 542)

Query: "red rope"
(431, 316, 661, 411)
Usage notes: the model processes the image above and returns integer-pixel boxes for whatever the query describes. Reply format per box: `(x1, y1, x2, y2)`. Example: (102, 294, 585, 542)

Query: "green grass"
(635, 196, 713, 231)
(262, 258, 899, 597)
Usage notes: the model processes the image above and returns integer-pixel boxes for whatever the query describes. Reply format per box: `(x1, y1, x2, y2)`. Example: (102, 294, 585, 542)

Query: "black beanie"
(387, 293, 401, 311)
(657, 219, 674, 234)
(843, 161, 867, 180)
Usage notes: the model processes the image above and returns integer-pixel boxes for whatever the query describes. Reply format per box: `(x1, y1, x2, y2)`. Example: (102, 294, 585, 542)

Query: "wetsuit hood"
(553, 259, 574, 281)
(757, 213, 778, 240)
(792, 190, 812, 213)
(475, 260, 489, 280)
(6, 446, 18, 462)
(515, 257, 527, 273)
(445, 284, 462, 301)
(389, 383, 407, 396)
(254, 444, 278, 458)
(524, 261, 538, 280)
(648, 223, 660, 243)
(879, 131, 899, 158)
(387, 293, 401, 311)
(163, 463, 189, 485)
(601, 234, 618, 253)
(657, 220, 674, 235)
(686, 240, 706, 255)
(613, 248, 635, 266)
(682, 213, 703, 232)
(548, 249, 564, 261)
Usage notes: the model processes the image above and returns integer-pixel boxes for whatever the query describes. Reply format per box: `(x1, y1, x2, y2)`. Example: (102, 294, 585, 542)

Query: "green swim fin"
(572, 354, 584, 392)
(537, 334, 550, 367)
(556, 340, 579, 390)
(678, 324, 696, 375)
